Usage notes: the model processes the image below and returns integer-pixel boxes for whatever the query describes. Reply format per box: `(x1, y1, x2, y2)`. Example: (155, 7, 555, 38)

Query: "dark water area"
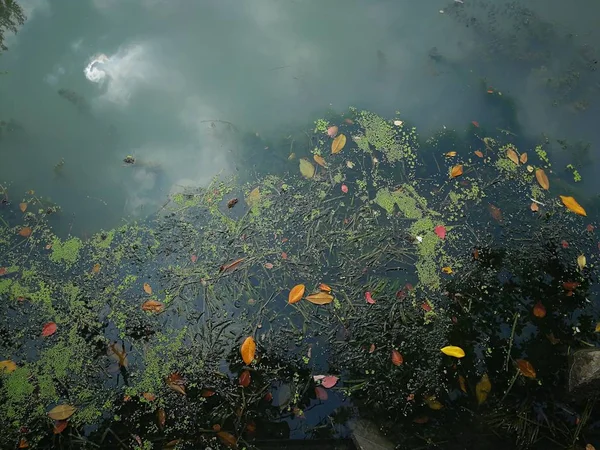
(2, 1, 600, 450)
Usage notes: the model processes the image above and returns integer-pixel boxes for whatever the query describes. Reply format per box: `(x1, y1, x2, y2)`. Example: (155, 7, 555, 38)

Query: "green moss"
(374, 187, 423, 219)
(314, 118, 329, 133)
(356, 111, 417, 164)
(4, 367, 34, 418)
(495, 157, 519, 174)
(333, 172, 344, 184)
(535, 145, 550, 165)
(50, 237, 82, 266)
(91, 230, 115, 250)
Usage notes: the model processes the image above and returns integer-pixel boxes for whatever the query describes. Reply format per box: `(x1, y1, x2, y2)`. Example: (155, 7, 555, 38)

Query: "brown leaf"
(201, 389, 215, 397)
(18, 438, 28, 449)
(48, 404, 77, 421)
(305, 292, 334, 305)
(53, 420, 68, 434)
(217, 431, 238, 449)
(519, 152, 528, 164)
(560, 195, 586, 216)
(488, 204, 503, 222)
(331, 134, 347, 154)
(108, 342, 128, 368)
(141, 300, 164, 313)
(41, 322, 57, 337)
(19, 227, 32, 237)
(318, 283, 332, 293)
(143, 283, 152, 295)
(474, 150, 484, 158)
(288, 284, 305, 304)
(533, 301, 546, 318)
(241, 336, 256, 365)
(166, 373, 186, 395)
(227, 198, 238, 209)
(458, 375, 467, 393)
(391, 349, 404, 366)
(516, 359, 536, 378)
(219, 258, 245, 273)
(506, 147, 519, 165)
(19, 203, 27, 213)
(313, 154, 327, 168)
(530, 202, 539, 212)
(92, 263, 101, 274)
(450, 164, 463, 178)
(142, 392, 156, 401)
(0, 360, 17, 373)
(157, 408, 166, 429)
(445, 151, 457, 157)
(535, 169, 550, 190)
(239, 370, 251, 388)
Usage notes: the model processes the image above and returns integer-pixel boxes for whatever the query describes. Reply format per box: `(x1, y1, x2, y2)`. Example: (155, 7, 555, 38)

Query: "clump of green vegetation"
(49, 237, 83, 266)
(566, 163, 582, 182)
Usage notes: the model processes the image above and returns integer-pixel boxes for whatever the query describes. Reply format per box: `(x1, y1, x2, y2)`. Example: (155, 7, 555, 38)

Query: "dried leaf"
(595, 323, 600, 333)
(313, 154, 327, 168)
(48, 404, 77, 421)
(327, 126, 338, 138)
(458, 375, 467, 393)
(321, 375, 339, 389)
(92, 263, 101, 274)
(440, 346, 465, 358)
(445, 151, 457, 157)
(18, 438, 28, 448)
(424, 395, 443, 410)
(227, 198, 238, 209)
(53, 420, 68, 434)
(441, 266, 453, 274)
(220, 258, 245, 273)
(413, 416, 429, 424)
(108, 342, 128, 368)
(245, 187, 261, 207)
(288, 284, 305, 304)
(157, 408, 166, 429)
(535, 169, 550, 190)
(488, 204, 503, 222)
(42, 322, 57, 337)
(19, 227, 32, 237)
(365, 291, 375, 304)
(474, 150, 484, 158)
(315, 386, 328, 400)
(530, 202, 539, 212)
(434, 225, 446, 239)
(393, 120, 403, 126)
(533, 302, 546, 318)
(331, 134, 347, 154)
(217, 431, 238, 449)
(450, 164, 463, 178)
(19, 203, 27, 213)
(143, 283, 152, 295)
(239, 370, 251, 388)
(318, 283, 332, 293)
(519, 152, 528, 164)
(264, 262, 274, 269)
(201, 389, 215, 397)
(526, 165, 534, 173)
(475, 374, 491, 405)
(141, 300, 164, 313)
(516, 359, 536, 378)
(471, 121, 480, 128)
(560, 195, 587, 216)
(0, 360, 17, 373)
(166, 373, 186, 395)
(506, 148, 519, 165)
(306, 292, 334, 305)
(241, 336, 256, 365)
(577, 254, 587, 270)
(142, 392, 156, 401)
(299, 158, 316, 178)
(391, 349, 404, 366)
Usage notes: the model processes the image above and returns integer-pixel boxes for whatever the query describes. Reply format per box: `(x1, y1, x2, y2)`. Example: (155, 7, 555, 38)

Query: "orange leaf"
(19, 227, 32, 237)
(533, 301, 546, 318)
(535, 169, 550, 190)
(288, 284, 305, 304)
(217, 431, 238, 449)
(313, 154, 327, 168)
(488, 204, 502, 222)
(157, 408, 166, 429)
(516, 359, 536, 378)
(445, 151, 457, 157)
(141, 300, 164, 313)
(18, 438, 28, 448)
(239, 370, 251, 387)
(450, 164, 463, 178)
(560, 195, 586, 216)
(166, 372, 186, 395)
(241, 336, 256, 365)
(53, 420, 68, 434)
(41, 322, 57, 337)
(391, 349, 404, 366)
(474, 150, 484, 158)
(143, 283, 152, 295)
(219, 258, 245, 273)
(506, 148, 519, 165)
(92, 263, 101, 274)
(19, 203, 27, 213)
(519, 152, 528, 164)
(142, 392, 156, 401)
(530, 202, 539, 212)
(305, 292, 334, 305)
(318, 283, 332, 293)
(201, 389, 215, 397)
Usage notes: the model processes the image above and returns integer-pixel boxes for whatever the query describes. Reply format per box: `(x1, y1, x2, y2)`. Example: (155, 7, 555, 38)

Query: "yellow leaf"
(535, 169, 550, 190)
(519, 152, 528, 164)
(458, 375, 467, 393)
(440, 346, 465, 358)
(475, 373, 491, 405)
(516, 359, 536, 378)
(313, 154, 327, 168)
(143, 283, 152, 295)
(305, 292, 334, 305)
(288, 284, 305, 304)
(19, 203, 27, 213)
(577, 254, 586, 271)
(424, 395, 443, 410)
(506, 148, 519, 165)
(560, 195, 586, 216)
(444, 151, 457, 157)
(0, 360, 17, 373)
(241, 336, 256, 365)
(331, 134, 347, 154)
(595, 323, 600, 333)
(47, 404, 77, 421)
(450, 164, 463, 178)
(246, 187, 261, 208)
(441, 266, 453, 274)
(526, 165, 534, 173)
(288, 153, 296, 160)
(299, 158, 315, 179)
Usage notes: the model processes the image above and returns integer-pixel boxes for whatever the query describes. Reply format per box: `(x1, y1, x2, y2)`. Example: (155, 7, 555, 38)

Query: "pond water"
(2, 1, 600, 449)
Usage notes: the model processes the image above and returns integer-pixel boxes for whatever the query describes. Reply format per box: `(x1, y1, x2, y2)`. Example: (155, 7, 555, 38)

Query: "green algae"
(49, 237, 83, 266)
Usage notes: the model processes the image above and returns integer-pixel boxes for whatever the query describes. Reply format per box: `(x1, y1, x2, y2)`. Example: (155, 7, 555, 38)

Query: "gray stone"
(350, 419, 395, 450)
(568, 348, 600, 401)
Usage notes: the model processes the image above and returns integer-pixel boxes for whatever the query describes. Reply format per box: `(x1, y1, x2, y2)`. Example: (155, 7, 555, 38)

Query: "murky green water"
(2, 1, 600, 449)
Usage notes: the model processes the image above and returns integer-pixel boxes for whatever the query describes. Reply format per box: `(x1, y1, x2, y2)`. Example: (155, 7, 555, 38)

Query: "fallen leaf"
(220, 258, 245, 273)
(519, 152, 528, 164)
(19, 203, 27, 213)
(217, 431, 238, 449)
(246, 187, 261, 207)
(315, 386, 328, 400)
(142, 392, 156, 402)
(585, 445, 596, 450)
(475, 374, 491, 405)
(327, 126, 338, 138)
(474, 150, 484, 158)
(595, 323, 600, 333)
(48, 404, 77, 421)
(341, 184, 349, 194)
(141, 300, 164, 313)
(561, 240, 569, 249)
(19, 227, 32, 237)
(331, 134, 347, 154)
(563, 281, 580, 291)
(157, 408, 166, 429)
(546, 333, 560, 345)
(578, 254, 587, 270)
(344, 118, 354, 124)
(365, 291, 375, 304)
(391, 349, 404, 366)
(450, 164, 463, 178)
(369, 343, 376, 353)
(306, 292, 334, 305)
(288, 284, 305, 304)
(108, 342, 128, 368)
(42, 322, 57, 337)
(281, 252, 288, 260)
(299, 158, 316, 178)
(239, 370, 251, 388)
(201, 389, 215, 397)
(393, 120, 404, 126)
(471, 121, 480, 128)
(587, 224, 595, 233)
(506, 147, 519, 165)
(516, 359, 536, 378)
(421, 301, 432, 312)
(441, 266, 453, 274)
(526, 165, 534, 173)
(241, 336, 256, 365)
(227, 198, 238, 209)
(0, 267, 6, 276)
(488, 204, 503, 222)
(318, 283, 332, 293)
(313, 154, 327, 168)
(18, 438, 28, 448)
(533, 301, 546, 318)
(424, 395, 443, 410)
(143, 283, 152, 295)
(92, 263, 100, 274)
(166, 372, 186, 395)
(413, 416, 429, 424)
(53, 420, 68, 434)
(321, 375, 339, 389)
(445, 151, 457, 157)
(535, 169, 550, 190)
(530, 202, 539, 212)
(441, 346, 465, 358)
(0, 360, 17, 373)
(264, 262, 274, 270)
(458, 375, 467, 393)
(434, 225, 446, 239)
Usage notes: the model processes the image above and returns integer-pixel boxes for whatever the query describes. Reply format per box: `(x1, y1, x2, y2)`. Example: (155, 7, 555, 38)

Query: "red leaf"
(365, 292, 375, 304)
(201, 389, 215, 397)
(0, 267, 6, 276)
(472, 121, 480, 128)
(369, 343, 376, 353)
(219, 258, 245, 273)
(239, 370, 251, 388)
(281, 252, 288, 260)
(434, 225, 446, 239)
(341, 184, 349, 194)
(587, 224, 595, 233)
(533, 302, 546, 318)
(321, 375, 339, 389)
(421, 302, 432, 312)
(41, 322, 57, 337)
(391, 349, 404, 366)
(561, 240, 569, 249)
(53, 420, 68, 434)
(315, 386, 328, 400)
(405, 283, 414, 291)
(395, 290, 406, 300)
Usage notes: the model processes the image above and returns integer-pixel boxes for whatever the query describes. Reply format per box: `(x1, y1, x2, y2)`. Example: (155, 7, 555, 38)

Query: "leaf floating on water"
(318, 283, 332, 293)
(434, 225, 446, 239)
(48, 404, 77, 421)
(315, 386, 328, 400)
(241, 336, 256, 365)
(239, 370, 251, 388)
(577, 254, 587, 270)
(526, 165, 534, 173)
(227, 198, 238, 209)
(475, 374, 491, 405)
(440, 346, 465, 358)
(533, 301, 546, 318)
(535, 169, 550, 190)
(519, 152, 528, 164)
(92, 263, 101, 274)
(458, 375, 467, 393)
(450, 164, 463, 178)
(166, 372, 186, 395)
(424, 395, 444, 410)
(142, 392, 156, 401)
(0, 360, 17, 373)
(217, 431, 238, 449)
(474, 150, 484, 158)
(365, 291, 375, 304)
(42, 322, 57, 337)
(19, 202, 27, 213)
(108, 342, 128, 367)
(506, 147, 519, 165)
(341, 184, 348, 194)
(530, 202, 539, 212)
(220, 258, 245, 273)
(441, 266, 453, 274)
(445, 151, 457, 157)
(391, 349, 404, 366)
(313, 154, 327, 168)
(321, 375, 339, 389)
(488, 204, 503, 222)
(143, 283, 152, 295)
(246, 187, 261, 207)
(331, 134, 347, 154)
(306, 292, 334, 305)
(264, 262, 274, 269)
(471, 121, 480, 128)
(560, 195, 586, 216)
(327, 126, 338, 138)
(288, 284, 305, 304)
(141, 300, 164, 313)
(516, 359, 536, 378)
(299, 158, 316, 178)
(53, 420, 68, 434)
(19, 227, 32, 237)
(157, 408, 166, 429)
